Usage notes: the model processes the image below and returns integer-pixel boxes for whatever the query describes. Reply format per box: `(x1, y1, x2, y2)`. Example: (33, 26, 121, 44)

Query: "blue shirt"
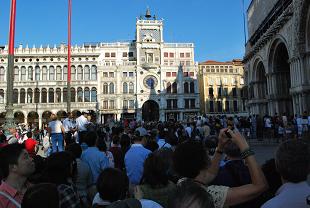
(125, 144, 151, 185)
(81, 147, 109, 184)
(157, 139, 171, 149)
(262, 181, 310, 208)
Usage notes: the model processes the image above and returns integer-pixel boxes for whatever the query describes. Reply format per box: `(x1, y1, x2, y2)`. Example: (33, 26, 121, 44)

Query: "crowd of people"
(0, 111, 309, 208)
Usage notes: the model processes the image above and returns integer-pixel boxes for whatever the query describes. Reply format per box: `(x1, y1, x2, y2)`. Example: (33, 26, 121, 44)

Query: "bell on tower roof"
(145, 7, 151, 19)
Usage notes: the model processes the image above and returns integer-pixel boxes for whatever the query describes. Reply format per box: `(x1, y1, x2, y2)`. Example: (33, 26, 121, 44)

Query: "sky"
(0, 0, 252, 62)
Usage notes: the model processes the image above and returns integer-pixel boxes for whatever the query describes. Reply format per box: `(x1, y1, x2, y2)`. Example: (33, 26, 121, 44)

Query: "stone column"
(39, 88, 42, 104)
(61, 87, 64, 103)
(180, 112, 184, 121)
(17, 89, 20, 104)
(32, 89, 35, 103)
(302, 93, 307, 113)
(38, 113, 42, 129)
(298, 94, 303, 115)
(24, 114, 28, 125)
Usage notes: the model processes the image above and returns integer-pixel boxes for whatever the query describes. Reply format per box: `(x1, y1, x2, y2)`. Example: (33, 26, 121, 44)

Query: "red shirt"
(24, 138, 38, 157)
(0, 181, 24, 208)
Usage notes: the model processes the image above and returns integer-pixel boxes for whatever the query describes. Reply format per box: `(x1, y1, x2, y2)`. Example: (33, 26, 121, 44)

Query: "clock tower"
(135, 8, 164, 121)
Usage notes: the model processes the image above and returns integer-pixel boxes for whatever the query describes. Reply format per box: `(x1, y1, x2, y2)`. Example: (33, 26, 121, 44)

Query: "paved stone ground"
(249, 144, 278, 165)
(37, 140, 279, 165)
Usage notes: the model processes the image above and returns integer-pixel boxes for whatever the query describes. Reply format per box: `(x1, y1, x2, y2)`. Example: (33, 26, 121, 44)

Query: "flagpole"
(4, 0, 17, 133)
(242, 0, 247, 46)
(67, 0, 72, 113)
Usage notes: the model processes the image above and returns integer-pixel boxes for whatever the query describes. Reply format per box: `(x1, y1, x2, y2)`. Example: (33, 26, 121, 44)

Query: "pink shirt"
(0, 181, 24, 208)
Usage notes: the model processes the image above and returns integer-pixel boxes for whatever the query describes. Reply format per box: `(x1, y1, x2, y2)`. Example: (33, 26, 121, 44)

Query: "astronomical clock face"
(143, 75, 158, 89)
(140, 29, 161, 42)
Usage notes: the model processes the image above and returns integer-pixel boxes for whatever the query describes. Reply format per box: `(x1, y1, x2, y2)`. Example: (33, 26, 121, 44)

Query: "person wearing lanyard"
(62, 112, 76, 146)
(76, 111, 89, 144)
(48, 113, 65, 153)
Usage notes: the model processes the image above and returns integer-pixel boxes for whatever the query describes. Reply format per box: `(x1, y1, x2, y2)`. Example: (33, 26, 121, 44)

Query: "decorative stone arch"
(57, 110, 67, 121)
(252, 56, 266, 81)
(27, 111, 39, 127)
(14, 111, 25, 124)
(42, 111, 52, 126)
(253, 57, 268, 101)
(267, 36, 291, 71)
(267, 37, 293, 115)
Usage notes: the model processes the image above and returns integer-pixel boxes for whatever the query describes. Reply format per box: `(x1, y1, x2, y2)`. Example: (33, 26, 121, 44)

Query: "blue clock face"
(146, 78, 155, 88)
(143, 75, 158, 89)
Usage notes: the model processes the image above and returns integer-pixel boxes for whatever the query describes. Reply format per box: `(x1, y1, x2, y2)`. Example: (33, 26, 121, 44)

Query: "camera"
(225, 130, 232, 138)
(225, 126, 234, 138)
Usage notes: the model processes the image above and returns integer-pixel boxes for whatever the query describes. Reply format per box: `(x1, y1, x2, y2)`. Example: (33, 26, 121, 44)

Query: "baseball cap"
(134, 128, 149, 137)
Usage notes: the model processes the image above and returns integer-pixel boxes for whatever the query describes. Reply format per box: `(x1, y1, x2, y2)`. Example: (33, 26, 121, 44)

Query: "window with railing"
(0, 67, 5, 81)
(0, 89, 4, 104)
(190, 82, 195, 93)
(84, 87, 90, 102)
(217, 101, 222, 112)
(13, 89, 18, 103)
(123, 100, 128, 109)
(20, 89, 25, 104)
(49, 88, 54, 103)
(129, 100, 135, 109)
(56, 66, 62, 80)
(41, 88, 47, 103)
(14, 67, 19, 81)
(103, 83, 108, 94)
(77, 87, 83, 102)
(49, 66, 54, 81)
(84, 65, 90, 80)
(166, 82, 172, 93)
(184, 82, 189, 93)
(209, 101, 214, 112)
(123, 83, 128, 93)
(190, 99, 195, 109)
(109, 100, 115, 109)
(232, 88, 237, 97)
(233, 100, 238, 112)
(21, 66, 27, 81)
(103, 100, 108, 109)
(129, 82, 134, 94)
(172, 82, 177, 94)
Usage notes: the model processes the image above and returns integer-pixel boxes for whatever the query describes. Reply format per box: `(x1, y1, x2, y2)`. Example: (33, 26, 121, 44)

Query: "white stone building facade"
(0, 11, 200, 127)
(244, 0, 310, 116)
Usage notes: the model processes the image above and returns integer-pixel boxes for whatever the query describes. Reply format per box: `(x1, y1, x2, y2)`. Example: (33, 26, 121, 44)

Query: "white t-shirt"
(265, 118, 272, 128)
(76, 115, 88, 132)
(62, 118, 75, 132)
(185, 126, 192, 137)
(48, 120, 63, 133)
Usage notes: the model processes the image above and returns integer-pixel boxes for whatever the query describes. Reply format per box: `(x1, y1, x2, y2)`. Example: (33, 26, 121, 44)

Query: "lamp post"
(3, 0, 17, 134)
(67, 0, 72, 113)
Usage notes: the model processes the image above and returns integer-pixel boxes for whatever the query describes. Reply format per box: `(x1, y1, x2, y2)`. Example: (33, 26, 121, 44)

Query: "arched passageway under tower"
(142, 100, 159, 122)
